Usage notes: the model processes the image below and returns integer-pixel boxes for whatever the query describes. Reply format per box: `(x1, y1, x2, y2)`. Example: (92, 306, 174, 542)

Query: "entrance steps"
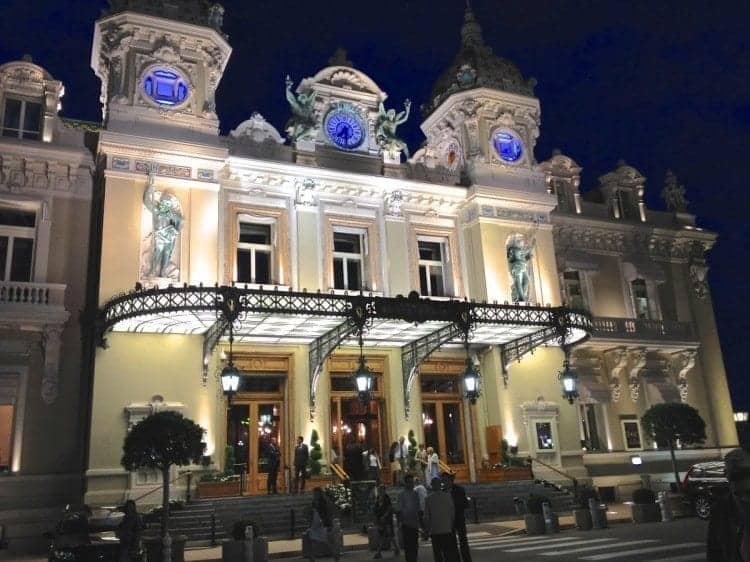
(182, 480, 574, 545)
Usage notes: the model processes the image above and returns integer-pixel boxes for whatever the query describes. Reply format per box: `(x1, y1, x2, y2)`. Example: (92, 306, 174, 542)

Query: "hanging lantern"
(353, 354, 374, 405)
(221, 321, 241, 398)
(462, 356, 481, 404)
(558, 357, 579, 404)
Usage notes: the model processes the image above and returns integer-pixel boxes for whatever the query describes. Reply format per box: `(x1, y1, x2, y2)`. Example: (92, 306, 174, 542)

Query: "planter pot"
(631, 503, 661, 524)
(143, 534, 187, 562)
(197, 479, 241, 498)
(524, 513, 546, 535)
(222, 538, 269, 562)
(574, 508, 593, 530)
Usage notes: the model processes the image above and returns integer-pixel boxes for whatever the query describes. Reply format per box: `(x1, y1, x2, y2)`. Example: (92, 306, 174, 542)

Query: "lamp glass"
(221, 366, 240, 393)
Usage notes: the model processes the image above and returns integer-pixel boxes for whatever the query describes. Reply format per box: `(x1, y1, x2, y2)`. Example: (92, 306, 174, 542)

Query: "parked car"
(46, 504, 127, 562)
(681, 461, 728, 519)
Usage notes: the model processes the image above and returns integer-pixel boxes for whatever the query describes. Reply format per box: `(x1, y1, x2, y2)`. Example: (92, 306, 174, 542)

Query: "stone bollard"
(163, 533, 172, 562)
(658, 491, 673, 522)
(332, 518, 342, 561)
(589, 498, 608, 529)
(244, 525, 255, 562)
(542, 502, 559, 533)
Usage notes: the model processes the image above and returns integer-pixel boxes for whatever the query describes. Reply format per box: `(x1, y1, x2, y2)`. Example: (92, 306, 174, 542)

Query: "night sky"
(1, 1, 748, 417)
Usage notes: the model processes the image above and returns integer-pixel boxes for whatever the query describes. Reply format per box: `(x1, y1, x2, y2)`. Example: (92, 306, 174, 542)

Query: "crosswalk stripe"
(469, 535, 577, 547)
(504, 538, 614, 553)
(580, 542, 704, 560)
(539, 539, 658, 555)
(644, 552, 705, 562)
(466, 531, 490, 538)
(474, 536, 580, 551)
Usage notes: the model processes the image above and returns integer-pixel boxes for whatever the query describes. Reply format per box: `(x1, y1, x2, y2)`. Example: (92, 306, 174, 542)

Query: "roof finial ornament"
(328, 48, 354, 68)
(461, 0, 484, 47)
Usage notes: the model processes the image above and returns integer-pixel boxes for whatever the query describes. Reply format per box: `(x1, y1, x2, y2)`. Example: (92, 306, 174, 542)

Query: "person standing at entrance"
(394, 436, 408, 484)
(425, 447, 439, 487)
(424, 477, 459, 562)
(266, 437, 281, 494)
(398, 474, 421, 562)
(294, 436, 309, 493)
(443, 473, 471, 562)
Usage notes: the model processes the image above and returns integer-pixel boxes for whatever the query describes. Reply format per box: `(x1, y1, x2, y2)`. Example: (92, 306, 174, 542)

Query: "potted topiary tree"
(309, 429, 323, 476)
(524, 493, 549, 535)
(631, 488, 660, 523)
(121, 411, 206, 562)
(407, 430, 418, 472)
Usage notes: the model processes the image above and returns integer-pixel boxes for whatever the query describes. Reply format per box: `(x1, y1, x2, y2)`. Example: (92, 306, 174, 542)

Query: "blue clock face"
(325, 109, 365, 149)
(492, 130, 523, 163)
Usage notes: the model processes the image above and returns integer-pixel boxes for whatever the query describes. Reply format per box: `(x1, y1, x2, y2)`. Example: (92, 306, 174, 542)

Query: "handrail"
(528, 456, 577, 495)
(129, 470, 191, 505)
(330, 463, 350, 482)
(438, 460, 455, 475)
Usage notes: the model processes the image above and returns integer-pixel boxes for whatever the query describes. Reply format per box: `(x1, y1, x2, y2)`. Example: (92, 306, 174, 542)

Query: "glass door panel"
(442, 403, 465, 464)
(227, 405, 249, 475)
(256, 403, 281, 475)
(422, 402, 439, 452)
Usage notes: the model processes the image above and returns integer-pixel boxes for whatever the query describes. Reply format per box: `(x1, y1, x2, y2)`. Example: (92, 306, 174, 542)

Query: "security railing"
(591, 316, 696, 342)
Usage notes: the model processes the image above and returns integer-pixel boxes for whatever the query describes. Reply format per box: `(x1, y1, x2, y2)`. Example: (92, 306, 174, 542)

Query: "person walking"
(373, 485, 399, 559)
(266, 437, 281, 494)
(294, 436, 310, 493)
(367, 448, 382, 483)
(443, 473, 471, 562)
(394, 436, 409, 484)
(425, 447, 439, 487)
(424, 477, 459, 562)
(707, 447, 750, 561)
(398, 474, 421, 562)
(413, 476, 428, 540)
(389, 441, 400, 486)
(417, 444, 428, 475)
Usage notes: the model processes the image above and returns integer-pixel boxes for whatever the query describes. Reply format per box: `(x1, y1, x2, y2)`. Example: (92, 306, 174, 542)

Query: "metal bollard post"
(186, 472, 192, 503)
(472, 497, 479, 524)
(290, 508, 295, 539)
(332, 518, 342, 561)
(210, 513, 217, 546)
(244, 525, 255, 562)
(658, 491, 673, 522)
(162, 532, 172, 562)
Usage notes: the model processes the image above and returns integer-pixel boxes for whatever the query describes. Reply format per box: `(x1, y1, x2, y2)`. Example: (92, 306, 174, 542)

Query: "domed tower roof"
(424, 3, 536, 116)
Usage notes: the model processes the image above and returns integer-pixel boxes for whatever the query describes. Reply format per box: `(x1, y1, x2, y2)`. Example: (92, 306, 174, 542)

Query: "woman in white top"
(366, 448, 382, 484)
(425, 447, 439, 487)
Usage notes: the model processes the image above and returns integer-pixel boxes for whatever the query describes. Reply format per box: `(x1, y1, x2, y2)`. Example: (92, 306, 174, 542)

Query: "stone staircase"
(178, 480, 575, 545)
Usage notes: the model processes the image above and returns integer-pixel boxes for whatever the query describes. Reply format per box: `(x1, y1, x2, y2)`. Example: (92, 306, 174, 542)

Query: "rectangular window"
(579, 403, 601, 451)
(236, 222, 272, 284)
(631, 279, 650, 319)
(535, 422, 555, 450)
(2, 98, 41, 140)
(333, 231, 363, 291)
(563, 271, 586, 309)
(0, 207, 36, 282)
(418, 239, 447, 297)
(621, 419, 643, 451)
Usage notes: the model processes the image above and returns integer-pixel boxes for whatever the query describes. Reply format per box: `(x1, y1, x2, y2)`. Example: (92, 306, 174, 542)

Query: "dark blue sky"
(1, 0, 748, 417)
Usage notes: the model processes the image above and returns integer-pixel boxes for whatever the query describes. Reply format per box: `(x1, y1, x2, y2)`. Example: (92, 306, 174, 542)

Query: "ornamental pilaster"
(41, 326, 64, 405)
(672, 350, 697, 402)
(627, 347, 648, 402)
(604, 347, 628, 403)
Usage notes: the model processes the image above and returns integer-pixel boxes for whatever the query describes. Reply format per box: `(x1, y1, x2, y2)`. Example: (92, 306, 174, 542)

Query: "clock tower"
(91, 0, 231, 141)
(419, 4, 544, 193)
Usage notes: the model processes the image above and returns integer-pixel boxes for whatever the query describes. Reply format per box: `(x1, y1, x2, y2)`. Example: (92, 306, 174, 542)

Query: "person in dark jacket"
(707, 447, 750, 561)
(373, 485, 399, 559)
(294, 435, 310, 493)
(266, 437, 281, 494)
(443, 472, 471, 562)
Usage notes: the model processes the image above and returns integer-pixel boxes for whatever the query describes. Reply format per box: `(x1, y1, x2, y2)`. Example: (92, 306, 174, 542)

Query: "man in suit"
(424, 477, 459, 562)
(294, 435, 309, 493)
(444, 472, 472, 562)
(266, 437, 281, 494)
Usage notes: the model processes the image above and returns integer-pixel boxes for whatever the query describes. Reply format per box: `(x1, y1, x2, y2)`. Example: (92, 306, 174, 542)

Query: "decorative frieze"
(628, 347, 648, 402)
(672, 350, 697, 403)
(0, 154, 92, 198)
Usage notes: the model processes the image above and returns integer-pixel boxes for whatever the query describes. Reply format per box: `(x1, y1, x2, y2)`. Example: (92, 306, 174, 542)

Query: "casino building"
(0, 0, 739, 543)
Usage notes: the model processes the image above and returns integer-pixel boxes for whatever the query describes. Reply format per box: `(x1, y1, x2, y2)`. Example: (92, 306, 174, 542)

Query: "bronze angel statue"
(376, 98, 411, 157)
(284, 75, 318, 142)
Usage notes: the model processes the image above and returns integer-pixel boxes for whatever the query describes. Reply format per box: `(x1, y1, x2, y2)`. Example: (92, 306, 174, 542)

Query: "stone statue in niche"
(661, 169, 689, 213)
(376, 99, 411, 157)
(507, 234, 536, 302)
(284, 75, 318, 142)
(142, 170, 183, 279)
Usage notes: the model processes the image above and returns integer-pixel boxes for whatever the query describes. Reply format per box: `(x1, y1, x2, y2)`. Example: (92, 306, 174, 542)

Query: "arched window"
(142, 67, 189, 107)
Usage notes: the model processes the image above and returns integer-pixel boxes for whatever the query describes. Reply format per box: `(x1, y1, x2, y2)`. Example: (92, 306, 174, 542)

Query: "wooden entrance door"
(422, 399, 469, 481)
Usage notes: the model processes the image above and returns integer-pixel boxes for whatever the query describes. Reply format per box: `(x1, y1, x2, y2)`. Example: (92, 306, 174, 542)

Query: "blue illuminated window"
(143, 68, 189, 107)
(492, 130, 523, 163)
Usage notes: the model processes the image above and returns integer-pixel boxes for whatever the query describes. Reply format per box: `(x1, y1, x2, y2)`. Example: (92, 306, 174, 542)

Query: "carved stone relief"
(628, 347, 648, 402)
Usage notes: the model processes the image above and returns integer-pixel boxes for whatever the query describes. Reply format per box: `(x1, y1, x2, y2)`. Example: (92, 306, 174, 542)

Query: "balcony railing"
(591, 316, 696, 343)
(0, 281, 66, 308)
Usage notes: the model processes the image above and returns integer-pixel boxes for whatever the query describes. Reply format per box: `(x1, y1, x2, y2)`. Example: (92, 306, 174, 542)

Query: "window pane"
(331, 374, 378, 392)
(422, 403, 439, 452)
(420, 375, 459, 394)
(418, 241, 441, 261)
(585, 404, 601, 450)
(623, 421, 642, 449)
(0, 208, 35, 227)
(419, 265, 428, 295)
(10, 238, 33, 281)
(333, 258, 345, 289)
(0, 237, 7, 280)
(239, 223, 271, 244)
(257, 404, 281, 474)
(333, 232, 360, 253)
(429, 267, 445, 296)
(3, 99, 21, 133)
(236, 249, 251, 283)
(442, 403, 464, 464)
(22, 102, 41, 139)
(227, 405, 250, 474)
(346, 259, 361, 290)
(255, 250, 270, 284)
(632, 279, 649, 319)
(536, 422, 554, 450)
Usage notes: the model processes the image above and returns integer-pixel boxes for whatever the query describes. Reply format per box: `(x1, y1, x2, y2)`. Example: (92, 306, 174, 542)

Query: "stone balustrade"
(591, 316, 696, 343)
(0, 281, 66, 308)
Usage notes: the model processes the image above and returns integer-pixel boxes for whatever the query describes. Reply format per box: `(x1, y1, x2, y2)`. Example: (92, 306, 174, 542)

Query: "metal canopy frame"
(96, 285, 591, 417)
